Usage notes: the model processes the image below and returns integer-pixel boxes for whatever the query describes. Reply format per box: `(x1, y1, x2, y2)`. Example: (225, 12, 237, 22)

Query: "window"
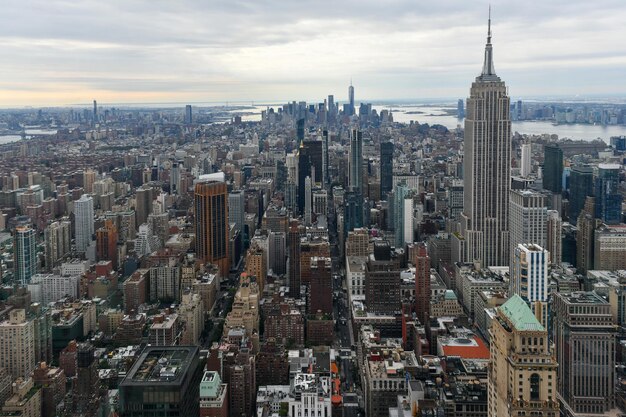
(530, 373, 540, 401)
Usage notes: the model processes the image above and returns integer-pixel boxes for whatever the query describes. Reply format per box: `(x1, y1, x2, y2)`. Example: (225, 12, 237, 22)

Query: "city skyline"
(1, 1, 626, 106)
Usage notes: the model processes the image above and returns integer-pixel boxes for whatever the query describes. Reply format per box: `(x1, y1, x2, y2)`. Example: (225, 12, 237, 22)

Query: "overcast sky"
(1, 0, 625, 106)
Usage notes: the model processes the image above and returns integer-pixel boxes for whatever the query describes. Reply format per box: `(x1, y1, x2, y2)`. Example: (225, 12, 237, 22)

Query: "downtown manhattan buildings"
(0, 7, 626, 417)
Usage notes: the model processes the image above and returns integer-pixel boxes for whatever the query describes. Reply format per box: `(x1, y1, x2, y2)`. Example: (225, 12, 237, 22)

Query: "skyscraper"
(457, 98, 464, 119)
(74, 194, 94, 253)
(380, 141, 393, 200)
(595, 163, 622, 224)
(0, 309, 36, 380)
(96, 219, 119, 267)
(195, 180, 229, 277)
(93, 99, 98, 122)
(321, 129, 329, 189)
(14, 226, 37, 285)
(297, 140, 322, 213)
(349, 129, 363, 194)
(488, 295, 559, 417)
(309, 257, 332, 315)
(460, 13, 511, 268)
(568, 165, 593, 223)
(520, 143, 531, 177)
(44, 220, 71, 270)
(228, 190, 246, 253)
(393, 183, 413, 248)
(135, 185, 153, 227)
(546, 210, 562, 266)
(553, 292, 616, 415)
(304, 176, 312, 226)
(543, 143, 563, 193)
(288, 220, 303, 298)
(348, 81, 355, 116)
(510, 243, 549, 327)
(414, 243, 430, 324)
(509, 189, 547, 263)
(185, 104, 193, 124)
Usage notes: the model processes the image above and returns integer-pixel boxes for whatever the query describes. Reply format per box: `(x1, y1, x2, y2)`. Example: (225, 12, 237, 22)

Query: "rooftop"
(499, 294, 544, 332)
(121, 346, 198, 386)
(561, 291, 608, 305)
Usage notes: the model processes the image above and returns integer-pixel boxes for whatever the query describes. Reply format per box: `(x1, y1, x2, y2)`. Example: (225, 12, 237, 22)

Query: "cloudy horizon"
(1, 0, 626, 107)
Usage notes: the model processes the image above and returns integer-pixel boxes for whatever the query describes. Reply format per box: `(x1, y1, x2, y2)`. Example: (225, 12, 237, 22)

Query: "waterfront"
(236, 103, 626, 142)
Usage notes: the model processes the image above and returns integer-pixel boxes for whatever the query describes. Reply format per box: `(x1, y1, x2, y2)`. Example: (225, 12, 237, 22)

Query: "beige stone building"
(488, 295, 559, 417)
(0, 310, 35, 380)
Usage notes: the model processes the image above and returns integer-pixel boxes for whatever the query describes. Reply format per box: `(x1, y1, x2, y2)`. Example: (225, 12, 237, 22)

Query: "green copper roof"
(499, 294, 544, 332)
(444, 290, 457, 301)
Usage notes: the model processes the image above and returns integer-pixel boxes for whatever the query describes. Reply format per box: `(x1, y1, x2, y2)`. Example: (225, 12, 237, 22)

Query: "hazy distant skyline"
(2, 0, 626, 107)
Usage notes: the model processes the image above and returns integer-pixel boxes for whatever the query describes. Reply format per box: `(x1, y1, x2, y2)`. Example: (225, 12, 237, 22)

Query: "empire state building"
(459, 13, 511, 268)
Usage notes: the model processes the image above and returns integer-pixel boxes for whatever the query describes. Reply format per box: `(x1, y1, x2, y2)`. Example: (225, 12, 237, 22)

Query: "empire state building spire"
(480, 6, 498, 80)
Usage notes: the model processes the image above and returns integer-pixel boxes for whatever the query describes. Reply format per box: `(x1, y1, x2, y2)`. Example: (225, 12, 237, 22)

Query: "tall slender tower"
(321, 130, 329, 189)
(349, 129, 363, 193)
(380, 141, 394, 200)
(414, 243, 430, 324)
(75, 194, 95, 253)
(460, 12, 511, 267)
(348, 80, 355, 116)
(14, 226, 37, 285)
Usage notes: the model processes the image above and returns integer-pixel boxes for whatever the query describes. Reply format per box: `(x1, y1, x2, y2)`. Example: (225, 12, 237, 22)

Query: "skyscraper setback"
(459, 14, 511, 268)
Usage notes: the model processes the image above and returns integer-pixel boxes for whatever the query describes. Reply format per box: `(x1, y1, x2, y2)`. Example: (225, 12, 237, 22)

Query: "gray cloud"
(0, 0, 625, 105)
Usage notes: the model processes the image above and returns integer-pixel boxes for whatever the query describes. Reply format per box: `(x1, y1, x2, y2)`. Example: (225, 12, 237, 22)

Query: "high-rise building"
(288, 220, 303, 298)
(576, 197, 596, 274)
(14, 226, 37, 285)
(343, 191, 363, 234)
(457, 98, 465, 118)
(365, 241, 401, 314)
(83, 169, 97, 194)
(380, 141, 394, 200)
(199, 371, 228, 417)
(312, 189, 328, 217)
(520, 143, 531, 177)
(509, 189, 547, 263)
(414, 243, 430, 324)
(228, 190, 246, 254)
(510, 243, 549, 327)
(93, 99, 98, 122)
(74, 194, 94, 253)
(460, 15, 511, 268)
(135, 185, 153, 227)
(309, 257, 332, 315)
(185, 104, 193, 124)
(119, 346, 203, 417)
(195, 180, 229, 277)
(304, 176, 312, 226)
(321, 129, 330, 188)
(348, 81, 355, 116)
(0, 309, 35, 380)
(96, 219, 118, 267)
(595, 163, 622, 224)
(546, 210, 562, 266)
(268, 231, 286, 276)
(349, 129, 363, 194)
(568, 166, 594, 223)
(543, 143, 563, 193)
(393, 183, 412, 248)
(44, 220, 71, 270)
(553, 292, 616, 416)
(297, 140, 322, 213)
(488, 295, 559, 417)
(594, 224, 626, 270)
